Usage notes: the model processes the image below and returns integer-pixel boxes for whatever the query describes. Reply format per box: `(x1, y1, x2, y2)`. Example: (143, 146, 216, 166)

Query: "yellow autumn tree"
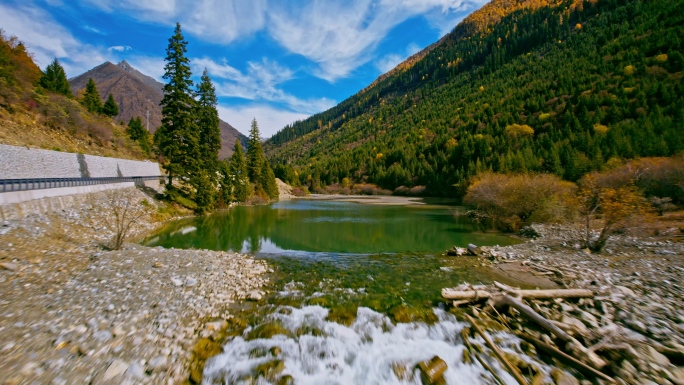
(574, 174, 651, 252)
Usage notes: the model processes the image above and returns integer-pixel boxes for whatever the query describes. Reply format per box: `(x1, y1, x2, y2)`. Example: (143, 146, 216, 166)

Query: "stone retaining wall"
(0, 144, 161, 179)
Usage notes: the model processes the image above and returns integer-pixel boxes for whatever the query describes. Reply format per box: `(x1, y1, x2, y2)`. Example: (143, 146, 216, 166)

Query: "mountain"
(0, 33, 149, 160)
(266, 0, 684, 197)
(69, 61, 247, 159)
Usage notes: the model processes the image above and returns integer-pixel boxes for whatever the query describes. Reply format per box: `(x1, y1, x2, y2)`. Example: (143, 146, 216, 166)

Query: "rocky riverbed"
(0, 188, 270, 384)
(445, 222, 684, 384)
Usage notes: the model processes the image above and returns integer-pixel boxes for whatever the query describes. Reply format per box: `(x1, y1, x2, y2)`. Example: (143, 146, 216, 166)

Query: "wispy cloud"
(196, 57, 335, 115)
(83, 25, 106, 35)
(74, 0, 487, 82)
(0, 3, 110, 76)
(217, 104, 310, 138)
(108, 45, 132, 52)
(375, 42, 423, 74)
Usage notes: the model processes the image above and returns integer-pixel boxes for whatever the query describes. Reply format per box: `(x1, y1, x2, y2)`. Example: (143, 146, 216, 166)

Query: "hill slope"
(69, 61, 247, 159)
(0, 32, 149, 160)
(266, 0, 684, 197)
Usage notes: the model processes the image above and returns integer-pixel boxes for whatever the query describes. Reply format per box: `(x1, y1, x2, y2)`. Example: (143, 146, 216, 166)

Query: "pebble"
(0, 187, 270, 384)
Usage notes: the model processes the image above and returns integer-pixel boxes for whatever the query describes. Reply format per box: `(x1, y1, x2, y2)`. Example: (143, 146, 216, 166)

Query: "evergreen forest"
(266, 0, 683, 198)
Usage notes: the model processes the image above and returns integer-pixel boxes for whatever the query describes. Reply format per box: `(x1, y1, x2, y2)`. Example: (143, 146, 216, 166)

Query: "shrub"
(592, 156, 684, 203)
(574, 174, 652, 252)
(463, 173, 576, 231)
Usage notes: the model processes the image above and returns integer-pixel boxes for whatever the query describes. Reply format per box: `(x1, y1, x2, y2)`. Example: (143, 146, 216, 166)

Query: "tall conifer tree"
(156, 22, 199, 187)
(246, 118, 264, 185)
(195, 69, 221, 177)
(102, 94, 119, 117)
(81, 78, 102, 113)
(40, 58, 71, 96)
(228, 141, 251, 202)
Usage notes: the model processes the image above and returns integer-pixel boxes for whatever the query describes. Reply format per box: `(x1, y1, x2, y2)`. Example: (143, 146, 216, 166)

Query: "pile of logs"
(443, 283, 616, 384)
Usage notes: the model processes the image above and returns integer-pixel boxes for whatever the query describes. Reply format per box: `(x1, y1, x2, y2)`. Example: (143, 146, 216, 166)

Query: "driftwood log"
(461, 328, 506, 385)
(516, 332, 615, 383)
(442, 288, 594, 301)
(465, 314, 529, 385)
(490, 294, 606, 369)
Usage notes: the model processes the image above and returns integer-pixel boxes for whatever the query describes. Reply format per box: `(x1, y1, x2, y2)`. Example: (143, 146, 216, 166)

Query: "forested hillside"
(266, 0, 684, 197)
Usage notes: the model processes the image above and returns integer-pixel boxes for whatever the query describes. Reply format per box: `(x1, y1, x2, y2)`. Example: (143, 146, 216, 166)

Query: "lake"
(143, 198, 530, 384)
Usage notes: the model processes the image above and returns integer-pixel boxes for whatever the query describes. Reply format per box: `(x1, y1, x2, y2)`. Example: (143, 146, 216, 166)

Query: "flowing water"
(144, 199, 542, 384)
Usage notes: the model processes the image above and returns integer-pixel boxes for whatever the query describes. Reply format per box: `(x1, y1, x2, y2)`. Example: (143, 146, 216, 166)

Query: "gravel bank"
(0, 187, 270, 384)
(451, 222, 684, 384)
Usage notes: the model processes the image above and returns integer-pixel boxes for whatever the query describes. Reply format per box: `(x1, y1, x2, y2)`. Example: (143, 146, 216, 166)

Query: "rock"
(642, 346, 670, 366)
(185, 276, 198, 287)
(171, 277, 183, 287)
(93, 330, 113, 342)
(467, 244, 481, 256)
(248, 290, 263, 301)
(0, 262, 18, 271)
(125, 362, 145, 379)
(550, 368, 579, 385)
(147, 355, 168, 372)
(576, 310, 599, 328)
(519, 226, 540, 238)
(447, 247, 467, 256)
(615, 286, 636, 297)
(96, 359, 128, 383)
(561, 315, 589, 335)
(418, 356, 447, 385)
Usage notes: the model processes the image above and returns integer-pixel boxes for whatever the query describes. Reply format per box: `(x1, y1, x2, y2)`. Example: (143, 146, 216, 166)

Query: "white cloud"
(375, 42, 423, 74)
(0, 3, 111, 76)
(75, 0, 488, 82)
(126, 55, 166, 81)
(108, 45, 132, 52)
(196, 57, 335, 115)
(83, 25, 106, 35)
(217, 104, 310, 138)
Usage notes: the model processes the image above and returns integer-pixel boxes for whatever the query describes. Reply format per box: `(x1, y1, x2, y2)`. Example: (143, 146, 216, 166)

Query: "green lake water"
(143, 199, 529, 384)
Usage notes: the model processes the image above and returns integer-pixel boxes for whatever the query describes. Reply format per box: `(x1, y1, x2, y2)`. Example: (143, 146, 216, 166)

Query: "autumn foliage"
(464, 172, 576, 231)
(575, 174, 652, 252)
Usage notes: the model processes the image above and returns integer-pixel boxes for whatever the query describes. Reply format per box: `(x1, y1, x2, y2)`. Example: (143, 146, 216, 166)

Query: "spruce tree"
(156, 22, 199, 188)
(195, 68, 221, 177)
(82, 78, 102, 113)
(246, 118, 264, 184)
(229, 141, 251, 202)
(102, 94, 119, 117)
(261, 161, 279, 200)
(39, 58, 71, 97)
(127, 117, 151, 155)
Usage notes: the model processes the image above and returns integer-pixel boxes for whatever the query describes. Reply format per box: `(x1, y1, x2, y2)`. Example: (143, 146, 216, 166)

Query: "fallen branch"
(461, 328, 505, 385)
(465, 314, 529, 385)
(490, 294, 606, 369)
(442, 288, 593, 301)
(516, 332, 615, 383)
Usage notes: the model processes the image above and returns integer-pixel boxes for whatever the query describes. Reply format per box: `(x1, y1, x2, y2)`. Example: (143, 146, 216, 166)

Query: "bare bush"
(102, 189, 151, 250)
(464, 173, 576, 231)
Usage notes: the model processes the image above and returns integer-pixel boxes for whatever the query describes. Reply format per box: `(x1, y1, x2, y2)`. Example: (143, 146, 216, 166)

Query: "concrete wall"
(0, 144, 161, 179)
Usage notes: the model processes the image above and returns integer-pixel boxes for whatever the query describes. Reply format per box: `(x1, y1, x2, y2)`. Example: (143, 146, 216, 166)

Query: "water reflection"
(143, 199, 517, 254)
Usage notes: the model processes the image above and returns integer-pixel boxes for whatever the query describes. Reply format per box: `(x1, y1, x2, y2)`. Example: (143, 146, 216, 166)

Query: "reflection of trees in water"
(146, 203, 517, 253)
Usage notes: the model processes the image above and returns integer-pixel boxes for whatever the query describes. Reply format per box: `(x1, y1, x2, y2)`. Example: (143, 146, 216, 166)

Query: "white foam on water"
(203, 306, 527, 385)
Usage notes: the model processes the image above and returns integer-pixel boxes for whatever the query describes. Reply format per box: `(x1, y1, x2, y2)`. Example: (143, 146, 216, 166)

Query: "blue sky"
(0, 0, 488, 137)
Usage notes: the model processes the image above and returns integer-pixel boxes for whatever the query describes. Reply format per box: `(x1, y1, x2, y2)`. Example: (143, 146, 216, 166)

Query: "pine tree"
(261, 161, 279, 200)
(39, 58, 71, 96)
(155, 22, 199, 188)
(246, 118, 264, 185)
(127, 117, 150, 155)
(195, 68, 221, 177)
(102, 94, 119, 117)
(81, 78, 102, 113)
(228, 141, 251, 202)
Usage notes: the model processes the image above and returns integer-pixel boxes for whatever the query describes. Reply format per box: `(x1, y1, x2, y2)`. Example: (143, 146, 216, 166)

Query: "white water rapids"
(203, 306, 547, 384)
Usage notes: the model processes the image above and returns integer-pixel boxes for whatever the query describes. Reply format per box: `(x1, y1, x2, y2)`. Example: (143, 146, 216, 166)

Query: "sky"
(0, 0, 488, 137)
